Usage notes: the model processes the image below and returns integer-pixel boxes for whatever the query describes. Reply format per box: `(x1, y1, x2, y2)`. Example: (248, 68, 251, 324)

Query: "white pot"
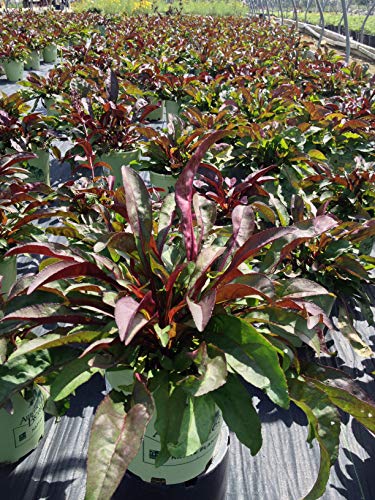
(106, 368, 224, 485)
(100, 150, 141, 188)
(149, 171, 177, 197)
(0, 385, 45, 464)
(128, 409, 224, 485)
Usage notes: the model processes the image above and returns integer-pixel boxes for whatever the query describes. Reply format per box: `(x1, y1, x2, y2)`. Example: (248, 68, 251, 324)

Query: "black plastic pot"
(113, 424, 230, 500)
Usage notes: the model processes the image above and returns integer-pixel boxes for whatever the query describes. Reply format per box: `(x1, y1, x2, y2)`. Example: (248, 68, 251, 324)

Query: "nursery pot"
(114, 417, 229, 500)
(147, 98, 163, 121)
(149, 171, 177, 197)
(128, 409, 224, 484)
(96, 24, 106, 36)
(2, 60, 24, 82)
(0, 256, 17, 297)
(100, 150, 140, 188)
(106, 367, 229, 499)
(164, 100, 181, 118)
(42, 45, 58, 63)
(27, 148, 50, 185)
(0, 385, 45, 464)
(24, 50, 41, 71)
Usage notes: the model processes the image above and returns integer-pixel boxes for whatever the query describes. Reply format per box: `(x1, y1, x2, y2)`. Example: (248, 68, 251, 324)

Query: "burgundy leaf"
(27, 261, 118, 295)
(187, 290, 217, 332)
(121, 166, 152, 269)
(5, 242, 80, 262)
(175, 130, 230, 261)
(218, 215, 338, 286)
(115, 292, 155, 344)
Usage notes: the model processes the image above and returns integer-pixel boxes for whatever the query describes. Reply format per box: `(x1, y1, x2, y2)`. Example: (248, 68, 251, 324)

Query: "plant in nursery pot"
(61, 73, 153, 186)
(138, 114, 202, 196)
(154, 73, 198, 119)
(279, 162, 375, 355)
(0, 289, 45, 463)
(2, 133, 374, 499)
(0, 358, 45, 464)
(19, 67, 72, 116)
(0, 152, 58, 296)
(40, 27, 63, 64)
(0, 151, 83, 462)
(0, 31, 29, 82)
(0, 107, 58, 185)
(22, 29, 45, 72)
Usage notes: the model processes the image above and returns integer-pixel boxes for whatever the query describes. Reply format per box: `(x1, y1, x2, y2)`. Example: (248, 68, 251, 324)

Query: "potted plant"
(60, 72, 153, 186)
(0, 145, 85, 463)
(153, 73, 199, 118)
(138, 114, 219, 195)
(40, 25, 63, 64)
(23, 29, 44, 72)
(0, 372, 45, 464)
(20, 67, 72, 116)
(0, 152, 58, 294)
(0, 101, 58, 185)
(0, 30, 30, 82)
(1, 132, 374, 499)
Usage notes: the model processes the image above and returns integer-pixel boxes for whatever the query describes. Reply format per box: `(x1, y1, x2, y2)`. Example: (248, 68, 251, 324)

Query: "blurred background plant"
(72, 0, 249, 17)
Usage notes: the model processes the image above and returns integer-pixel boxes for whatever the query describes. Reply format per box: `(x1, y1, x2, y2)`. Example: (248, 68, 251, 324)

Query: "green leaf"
(246, 307, 321, 353)
(206, 315, 289, 408)
(178, 343, 227, 397)
(156, 192, 176, 252)
(154, 324, 170, 348)
(302, 364, 375, 433)
(269, 192, 289, 226)
(251, 201, 276, 224)
(311, 379, 375, 433)
(50, 356, 100, 401)
(335, 255, 369, 280)
(308, 149, 327, 161)
(167, 394, 217, 458)
(154, 379, 184, 467)
(289, 377, 340, 500)
(212, 372, 262, 455)
(152, 372, 171, 467)
(85, 380, 154, 500)
(0, 347, 78, 406)
(0, 337, 7, 364)
(9, 329, 111, 360)
(4, 290, 64, 315)
(121, 166, 152, 268)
